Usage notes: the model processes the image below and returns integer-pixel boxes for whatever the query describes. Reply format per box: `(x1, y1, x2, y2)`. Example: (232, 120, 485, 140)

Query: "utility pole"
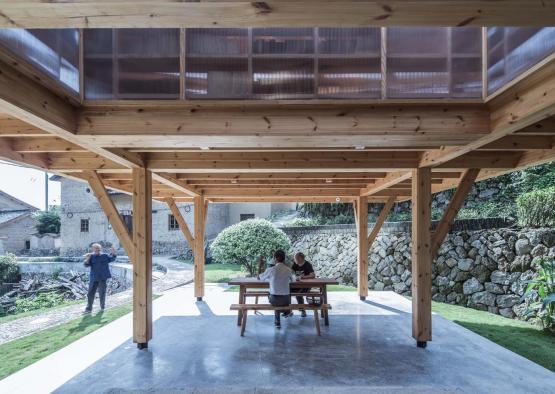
(44, 172, 49, 211)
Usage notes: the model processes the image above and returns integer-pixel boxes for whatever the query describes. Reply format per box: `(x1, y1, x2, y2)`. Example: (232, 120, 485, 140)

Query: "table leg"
(237, 285, 245, 326)
(323, 285, 329, 326)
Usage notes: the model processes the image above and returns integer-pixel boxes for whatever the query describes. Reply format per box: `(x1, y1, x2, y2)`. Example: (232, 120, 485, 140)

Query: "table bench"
(230, 303, 331, 336)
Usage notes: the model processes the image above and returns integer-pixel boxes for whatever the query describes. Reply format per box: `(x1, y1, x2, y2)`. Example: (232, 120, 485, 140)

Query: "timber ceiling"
(0, 3, 554, 204)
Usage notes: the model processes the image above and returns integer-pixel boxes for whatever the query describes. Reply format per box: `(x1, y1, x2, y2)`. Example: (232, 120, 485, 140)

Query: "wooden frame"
(356, 196, 368, 300)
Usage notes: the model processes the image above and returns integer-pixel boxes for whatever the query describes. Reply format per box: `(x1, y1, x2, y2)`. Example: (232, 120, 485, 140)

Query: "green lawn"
(432, 301, 555, 372)
(176, 259, 247, 283)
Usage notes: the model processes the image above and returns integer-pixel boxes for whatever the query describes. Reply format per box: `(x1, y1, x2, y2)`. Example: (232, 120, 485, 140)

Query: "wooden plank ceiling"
(0, 30, 555, 204)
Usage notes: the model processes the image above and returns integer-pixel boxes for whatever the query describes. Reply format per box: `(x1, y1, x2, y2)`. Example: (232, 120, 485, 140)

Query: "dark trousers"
(86, 279, 107, 311)
(295, 288, 310, 305)
(269, 294, 290, 324)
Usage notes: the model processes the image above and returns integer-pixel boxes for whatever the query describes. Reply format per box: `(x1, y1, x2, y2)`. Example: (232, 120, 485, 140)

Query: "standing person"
(258, 249, 293, 328)
(291, 252, 315, 317)
(83, 243, 117, 314)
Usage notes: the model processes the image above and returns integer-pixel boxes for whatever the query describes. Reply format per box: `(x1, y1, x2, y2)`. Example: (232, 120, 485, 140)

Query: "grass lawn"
(176, 259, 247, 283)
(432, 301, 555, 373)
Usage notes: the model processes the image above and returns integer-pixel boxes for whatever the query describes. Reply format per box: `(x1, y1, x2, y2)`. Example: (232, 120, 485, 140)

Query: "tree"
(34, 207, 61, 234)
(210, 218, 291, 276)
(0, 253, 19, 285)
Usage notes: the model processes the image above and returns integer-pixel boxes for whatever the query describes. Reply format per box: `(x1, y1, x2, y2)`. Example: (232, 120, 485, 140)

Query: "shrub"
(210, 219, 291, 276)
(13, 292, 66, 313)
(289, 217, 319, 227)
(34, 208, 61, 234)
(516, 186, 555, 228)
(523, 258, 555, 331)
(0, 253, 19, 285)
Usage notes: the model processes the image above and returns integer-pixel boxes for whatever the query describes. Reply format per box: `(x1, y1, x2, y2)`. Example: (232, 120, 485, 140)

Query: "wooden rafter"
(152, 172, 200, 197)
(361, 171, 411, 197)
(431, 169, 480, 257)
(1, 1, 553, 28)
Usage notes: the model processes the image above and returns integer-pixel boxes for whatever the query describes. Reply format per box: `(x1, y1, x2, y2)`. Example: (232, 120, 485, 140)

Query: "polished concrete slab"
(46, 286, 554, 394)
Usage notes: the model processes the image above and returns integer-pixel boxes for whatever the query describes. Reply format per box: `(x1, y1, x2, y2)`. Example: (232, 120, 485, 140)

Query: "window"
(80, 219, 89, 233)
(168, 214, 180, 231)
(25, 240, 31, 250)
(240, 214, 255, 221)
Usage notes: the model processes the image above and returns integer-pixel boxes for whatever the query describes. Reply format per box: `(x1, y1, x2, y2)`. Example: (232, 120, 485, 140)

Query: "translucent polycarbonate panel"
(186, 28, 248, 55)
(318, 27, 381, 55)
(253, 58, 314, 98)
(84, 29, 180, 99)
(253, 28, 314, 54)
(387, 27, 482, 98)
(487, 27, 555, 95)
(318, 58, 381, 98)
(186, 57, 249, 98)
(0, 29, 79, 92)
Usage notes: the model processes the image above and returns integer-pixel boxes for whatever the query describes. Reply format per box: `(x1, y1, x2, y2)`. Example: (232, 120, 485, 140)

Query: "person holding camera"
(83, 243, 117, 314)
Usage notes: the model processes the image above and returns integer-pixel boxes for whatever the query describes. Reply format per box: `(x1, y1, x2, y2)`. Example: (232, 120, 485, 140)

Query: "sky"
(0, 161, 61, 210)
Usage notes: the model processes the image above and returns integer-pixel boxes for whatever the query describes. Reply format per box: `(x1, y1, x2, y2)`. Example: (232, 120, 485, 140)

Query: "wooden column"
(132, 168, 152, 349)
(356, 196, 368, 300)
(411, 168, 432, 348)
(194, 195, 206, 301)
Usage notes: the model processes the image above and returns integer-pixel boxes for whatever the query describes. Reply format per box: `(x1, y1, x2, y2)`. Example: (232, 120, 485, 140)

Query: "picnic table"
(228, 277, 339, 326)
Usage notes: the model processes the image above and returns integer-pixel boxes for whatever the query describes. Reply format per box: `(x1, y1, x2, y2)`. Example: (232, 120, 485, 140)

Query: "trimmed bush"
(0, 253, 19, 285)
(517, 186, 555, 228)
(34, 208, 61, 234)
(210, 218, 291, 276)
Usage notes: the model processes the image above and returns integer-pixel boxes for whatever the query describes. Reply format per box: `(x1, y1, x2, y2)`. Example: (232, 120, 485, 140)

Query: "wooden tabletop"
(228, 278, 339, 286)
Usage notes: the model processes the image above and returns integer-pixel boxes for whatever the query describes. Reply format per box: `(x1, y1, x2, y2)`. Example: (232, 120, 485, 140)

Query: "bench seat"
(230, 303, 331, 336)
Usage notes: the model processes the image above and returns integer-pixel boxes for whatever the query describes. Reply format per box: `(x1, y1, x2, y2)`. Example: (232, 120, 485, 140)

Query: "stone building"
(52, 177, 294, 256)
(0, 190, 39, 254)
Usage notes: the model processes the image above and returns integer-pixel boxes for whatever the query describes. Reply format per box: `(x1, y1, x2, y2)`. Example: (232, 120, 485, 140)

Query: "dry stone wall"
(286, 223, 555, 319)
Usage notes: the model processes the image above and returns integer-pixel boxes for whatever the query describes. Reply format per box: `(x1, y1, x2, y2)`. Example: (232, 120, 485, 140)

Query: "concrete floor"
(2, 285, 554, 393)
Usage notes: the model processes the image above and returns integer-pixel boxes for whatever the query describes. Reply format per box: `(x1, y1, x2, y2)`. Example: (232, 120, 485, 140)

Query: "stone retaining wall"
(288, 223, 555, 319)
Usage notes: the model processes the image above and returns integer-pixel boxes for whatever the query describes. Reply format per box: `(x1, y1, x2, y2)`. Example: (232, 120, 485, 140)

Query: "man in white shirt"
(259, 249, 293, 328)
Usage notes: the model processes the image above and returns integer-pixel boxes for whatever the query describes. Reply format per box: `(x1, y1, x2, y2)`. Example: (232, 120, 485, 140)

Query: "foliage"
(0, 253, 19, 285)
(523, 259, 555, 331)
(210, 218, 291, 276)
(298, 202, 353, 219)
(516, 186, 555, 227)
(289, 217, 320, 227)
(13, 292, 66, 313)
(33, 207, 61, 234)
(432, 300, 555, 372)
(457, 202, 513, 220)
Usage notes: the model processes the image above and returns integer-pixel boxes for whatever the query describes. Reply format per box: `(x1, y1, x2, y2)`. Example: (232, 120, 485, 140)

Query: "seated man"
(259, 249, 293, 328)
(291, 252, 316, 317)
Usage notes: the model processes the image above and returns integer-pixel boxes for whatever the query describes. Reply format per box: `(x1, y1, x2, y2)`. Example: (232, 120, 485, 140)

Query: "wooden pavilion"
(0, 1, 554, 349)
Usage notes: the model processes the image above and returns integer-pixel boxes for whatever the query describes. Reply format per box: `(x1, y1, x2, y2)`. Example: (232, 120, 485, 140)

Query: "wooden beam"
(77, 105, 488, 149)
(207, 196, 359, 203)
(420, 56, 555, 168)
(0, 137, 50, 169)
(356, 196, 368, 300)
(48, 153, 125, 171)
(200, 188, 363, 197)
(411, 167, 432, 346)
(11, 137, 86, 153)
(1, 2, 553, 28)
(367, 196, 395, 247)
(478, 135, 555, 151)
(165, 197, 195, 251)
(0, 59, 144, 169)
(132, 167, 153, 347)
(83, 171, 134, 257)
(0, 115, 50, 136)
(431, 169, 479, 257)
(361, 171, 411, 196)
(178, 172, 389, 181)
(152, 172, 200, 197)
(194, 195, 206, 300)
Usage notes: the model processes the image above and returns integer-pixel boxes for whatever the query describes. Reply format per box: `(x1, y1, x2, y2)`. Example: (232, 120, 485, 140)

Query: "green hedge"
(516, 186, 555, 228)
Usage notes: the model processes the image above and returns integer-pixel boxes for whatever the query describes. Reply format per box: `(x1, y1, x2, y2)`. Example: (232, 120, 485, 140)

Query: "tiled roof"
(0, 210, 31, 226)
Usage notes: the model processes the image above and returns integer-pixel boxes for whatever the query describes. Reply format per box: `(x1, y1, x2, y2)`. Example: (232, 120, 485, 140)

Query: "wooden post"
(356, 196, 368, 301)
(431, 169, 479, 257)
(411, 168, 432, 348)
(132, 168, 152, 349)
(194, 195, 206, 301)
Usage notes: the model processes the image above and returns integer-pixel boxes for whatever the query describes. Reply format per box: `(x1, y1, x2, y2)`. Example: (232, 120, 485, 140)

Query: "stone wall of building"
(285, 222, 555, 319)
(0, 215, 36, 254)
